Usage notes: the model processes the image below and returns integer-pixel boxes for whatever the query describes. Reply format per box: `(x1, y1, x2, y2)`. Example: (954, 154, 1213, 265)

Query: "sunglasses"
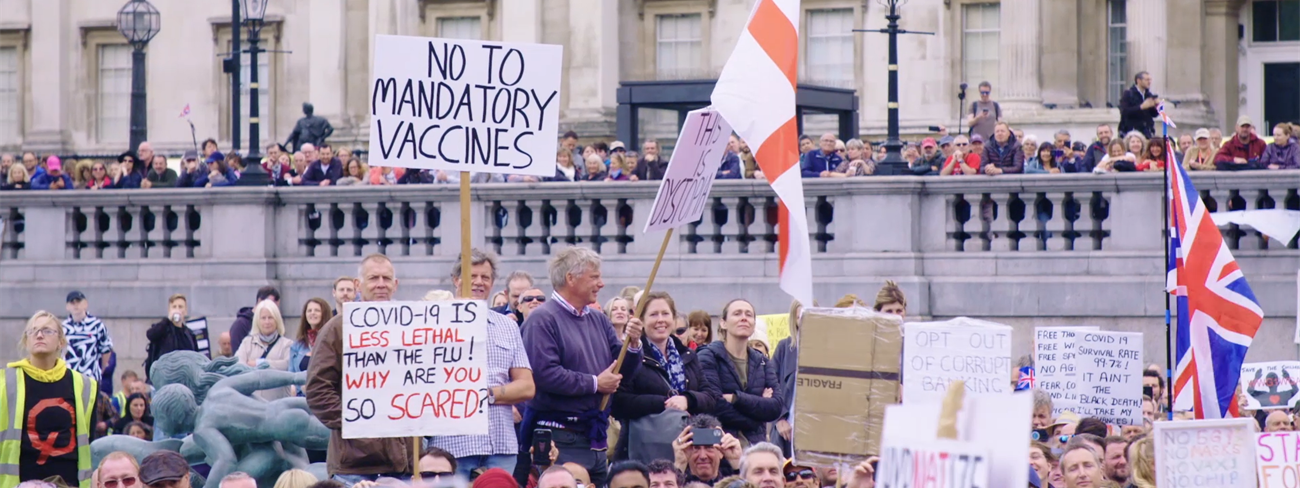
(520, 296, 546, 304)
(956, 143, 969, 147)
(420, 471, 454, 479)
(980, 91, 991, 95)
(785, 470, 816, 482)
(104, 477, 138, 488)
(675, 327, 688, 335)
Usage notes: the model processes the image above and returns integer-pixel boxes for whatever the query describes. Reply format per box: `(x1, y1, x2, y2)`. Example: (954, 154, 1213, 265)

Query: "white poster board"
(341, 300, 490, 439)
(1074, 331, 1143, 426)
(643, 107, 733, 233)
(876, 439, 990, 488)
(368, 35, 562, 177)
(1257, 432, 1300, 488)
(185, 317, 211, 358)
(1154, 418, 1257, 488)
(903, 319, 1013, 405)
(881, 390, 1031, 488)
(1241, 361, 1300, 410)
(1034, 326, 1098, 417)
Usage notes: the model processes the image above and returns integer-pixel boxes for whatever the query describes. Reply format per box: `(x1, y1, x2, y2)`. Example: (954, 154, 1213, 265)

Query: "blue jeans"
(455, 454, 518, 479)
(332, 474, 412, 488)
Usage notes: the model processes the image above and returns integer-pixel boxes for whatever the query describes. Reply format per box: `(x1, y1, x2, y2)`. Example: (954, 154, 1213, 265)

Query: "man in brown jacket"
(305, 253, 414, 484)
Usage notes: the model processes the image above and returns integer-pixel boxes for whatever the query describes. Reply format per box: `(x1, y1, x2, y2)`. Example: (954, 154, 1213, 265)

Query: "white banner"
(1154, 419, 1257, 488)
(877, 439, 990, 488)
(1074, 331, 1143, 426)
(643, 107, 733, 233)
(341, 300, 490, 439)
(1241, 361, 1300, 410)
(368, 35, 562, 177)
(1034, 326, 1098, 417)
(903, 319, 1012, 405)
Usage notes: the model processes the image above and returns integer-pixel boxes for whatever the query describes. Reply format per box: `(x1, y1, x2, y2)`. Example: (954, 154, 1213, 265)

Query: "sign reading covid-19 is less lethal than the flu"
(369, 35, 563, 177)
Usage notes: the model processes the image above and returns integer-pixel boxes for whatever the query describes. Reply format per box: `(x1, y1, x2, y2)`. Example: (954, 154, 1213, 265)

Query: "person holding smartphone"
(965, 81, 1001, 141)
(1118, 71, 1161, 139)
(670, 415, 743, 485)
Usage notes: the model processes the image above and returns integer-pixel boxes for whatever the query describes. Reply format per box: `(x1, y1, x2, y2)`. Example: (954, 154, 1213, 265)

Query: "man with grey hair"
(522, 247, 644, 487)
(1032, 389, 1053, 429)
(738, 443, 784, 488)
(218, 472, 257, 488)
(493, 270, 536, 321)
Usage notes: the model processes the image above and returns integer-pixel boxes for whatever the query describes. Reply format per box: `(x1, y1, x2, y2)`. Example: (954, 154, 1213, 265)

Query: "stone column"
(1126, 0, 1168, 95)
(997, 0, 1042, 110)
(563, 0, 619, 127)
(1203, 0, 1246, 129)
(309, 0, 346, 132)
(1039, 0, 1079, 107)
(500, 0, 542, 44)
(26, 0, 69, 151)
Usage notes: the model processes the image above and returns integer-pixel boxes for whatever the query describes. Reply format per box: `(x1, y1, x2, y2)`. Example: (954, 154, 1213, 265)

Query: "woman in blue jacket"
(697, 298, 784, 446)
(289, 297, 333, 377)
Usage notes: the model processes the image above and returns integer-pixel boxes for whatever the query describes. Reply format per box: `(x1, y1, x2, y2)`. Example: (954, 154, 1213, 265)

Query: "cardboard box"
(793, 307, 903, 466)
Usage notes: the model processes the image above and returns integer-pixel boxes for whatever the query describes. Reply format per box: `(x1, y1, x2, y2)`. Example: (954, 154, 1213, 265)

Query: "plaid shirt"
(427, 310, 531, 458)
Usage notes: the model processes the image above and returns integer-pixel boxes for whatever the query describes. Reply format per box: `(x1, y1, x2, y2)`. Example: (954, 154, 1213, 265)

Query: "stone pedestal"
(308, 0, 346, 135)
(1040, 0, 1079, 107)
(997, 0, 1042, 111)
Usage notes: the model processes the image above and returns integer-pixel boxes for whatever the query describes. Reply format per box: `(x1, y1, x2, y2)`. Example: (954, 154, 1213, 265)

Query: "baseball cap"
(205, 151, 225, 164)
(1237, 115, 1253, 128)
(783, 459, 817, 477)
(47, 156, 62, 172)
(921, 137, 938, 148)
(939, 135, 955, 146)
(182, 150, 199, 161)
(1194, 128, 1210, 140)
(66, 291, 86, 303)
(139, 451, 189, 486)
(970, 134, 985, 144)
(609, 141, 626, 152)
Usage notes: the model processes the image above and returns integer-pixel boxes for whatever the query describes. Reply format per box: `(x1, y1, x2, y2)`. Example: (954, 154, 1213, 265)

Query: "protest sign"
(876, 439, 990, 488)
(1257, 432, 1300, 488)
(341, 300, 489, 439)
(757, 313, 790, 349)
(185, 317, 211, 358)
(368, 35, 562, 177)
(1154, 418, 1256, 488)
(1073, 331, 1142, 426)
(1034, 326, 1098, 416)
(881, 388, 1031, 488)
(1241, 361, 1300, 410)
(903, 319, 1012, 405)
(643, 107, 733, 233)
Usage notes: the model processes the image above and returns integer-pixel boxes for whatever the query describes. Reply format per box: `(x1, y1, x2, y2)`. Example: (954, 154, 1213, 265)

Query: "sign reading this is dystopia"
(369, 35, 562, 177)
(643, 107, 734, 233)
(1154, 419, 1257, 488)
(341, 300, 489, 439)
(1035, 326, 1098, 417)
(877, 439, 990, 488)
(1074, 331, 1143, 426)
(902, 321, 1012, 404)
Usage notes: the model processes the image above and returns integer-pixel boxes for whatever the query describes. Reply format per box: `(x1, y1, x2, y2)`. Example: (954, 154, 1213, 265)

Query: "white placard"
(1074, 331, 1143, 426)
(877, 439, 990, 488)
(881, 390, 1031, 488)
(903, 320, 1013, 405)
(1154, 419, 1257, 488)
(1256, 432, 1300, 488)
(341, 300, 490, 439)
(1034, 326, 1098, 416)
(643, 107, 733, 233)
(185, 317, 211, 357)
(368, 35, 562, 177)
(1241, 361, 1300, 410)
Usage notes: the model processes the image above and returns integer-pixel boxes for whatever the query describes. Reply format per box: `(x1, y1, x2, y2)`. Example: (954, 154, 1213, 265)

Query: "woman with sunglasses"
(86, 162, 114, 190)
(1, 311, 104, 488)
(611, 291, 720, 462)
(113, 154, 143, 189)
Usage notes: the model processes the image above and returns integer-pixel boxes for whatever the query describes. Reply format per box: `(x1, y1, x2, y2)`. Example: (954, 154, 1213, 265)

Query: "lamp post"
(116, 0, 160, 155)
(235, 0, 272, 186)
(854, 0, 932, 176)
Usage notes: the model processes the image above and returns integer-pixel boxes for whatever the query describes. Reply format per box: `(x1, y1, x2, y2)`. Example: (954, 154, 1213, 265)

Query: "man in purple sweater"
(522, 247, 644, 486)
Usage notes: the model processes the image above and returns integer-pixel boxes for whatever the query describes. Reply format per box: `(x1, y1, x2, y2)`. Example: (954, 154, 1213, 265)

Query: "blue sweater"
(522, 299, 641, 416)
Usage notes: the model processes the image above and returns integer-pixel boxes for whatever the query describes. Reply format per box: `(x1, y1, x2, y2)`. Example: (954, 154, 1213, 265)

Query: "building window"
(1107, 0, 1128, 108)
(1252, 0, 1300, 42)
(438, 16, 482, 40)
(97, 44, 132, 144)
(238, 41, 272, 144)
(0, 47, 18, 144)
(804, 8, 855, 89)
(656, 13, 702, 80)
(961, 3, 999, 92)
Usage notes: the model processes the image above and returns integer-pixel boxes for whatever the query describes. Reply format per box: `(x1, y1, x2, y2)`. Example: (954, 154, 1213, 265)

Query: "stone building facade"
(0, 0, 1292, 156)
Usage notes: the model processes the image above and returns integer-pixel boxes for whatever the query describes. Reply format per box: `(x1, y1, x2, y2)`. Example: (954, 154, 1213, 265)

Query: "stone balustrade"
(1, 173, 1297, 367)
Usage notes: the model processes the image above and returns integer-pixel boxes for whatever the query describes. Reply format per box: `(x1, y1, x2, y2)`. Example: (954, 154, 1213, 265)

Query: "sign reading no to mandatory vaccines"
(369, 35, 562, 177)
(341, 300, 489, 439)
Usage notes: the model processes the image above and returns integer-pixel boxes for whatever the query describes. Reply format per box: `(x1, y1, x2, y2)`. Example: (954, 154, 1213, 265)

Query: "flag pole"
(1162, 121, 1174, 421)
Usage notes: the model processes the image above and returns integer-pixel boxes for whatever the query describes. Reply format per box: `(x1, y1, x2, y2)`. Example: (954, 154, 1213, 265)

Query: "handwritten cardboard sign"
(643, 107, 734, 233)
(1074, 331, 1143, 426)
(369, 35, 562, 177)
(1034, 326, 1098, 416)
(881, 389, 1031, 488)
(876, 439, 990, 488)
(903, 319, 1012, 405)
(1257, 432, 1300, 488)
(341, 300, 490, 439)
(1241, 361, 1300, 410)
(1154, 418, 1256, 488)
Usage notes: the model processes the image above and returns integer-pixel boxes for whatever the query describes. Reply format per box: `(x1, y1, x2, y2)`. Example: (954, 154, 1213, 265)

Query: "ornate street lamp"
(235, 0, 272, 186)
(116, 0, 161, 155)
(854, 0, 932, 176)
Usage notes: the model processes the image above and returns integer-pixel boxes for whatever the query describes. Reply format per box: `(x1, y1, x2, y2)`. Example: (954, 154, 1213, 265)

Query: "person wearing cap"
(781, 460, 818, 488)
(138, 451, 190, 488)
(799, 133, 843, 178)
(29, 156, 73, 190)
(1260, 123, 1300, 170)
(938, 135, 955, 158)
(1181, 128, 1218, 171)
(61, 291, 114, 383)
(200, 152, 240, 187)
(1047, 411, 1080, 450)
(1, 311, 104, 488)
(910, 138, 943, 175)
(1214, 115, 1268, 170)
(144, 155, 178, 189)
(175, 152, 206, 188)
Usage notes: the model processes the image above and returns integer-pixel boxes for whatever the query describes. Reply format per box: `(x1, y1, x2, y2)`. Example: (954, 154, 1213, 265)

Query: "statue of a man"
(285, 102, 334, 151)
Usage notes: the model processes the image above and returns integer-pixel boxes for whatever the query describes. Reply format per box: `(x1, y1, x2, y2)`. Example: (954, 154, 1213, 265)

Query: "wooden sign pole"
(599, 228, 674, 410)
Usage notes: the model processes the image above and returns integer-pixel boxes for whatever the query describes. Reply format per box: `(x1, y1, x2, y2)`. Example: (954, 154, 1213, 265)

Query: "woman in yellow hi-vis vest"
(0, 311, 100, 488)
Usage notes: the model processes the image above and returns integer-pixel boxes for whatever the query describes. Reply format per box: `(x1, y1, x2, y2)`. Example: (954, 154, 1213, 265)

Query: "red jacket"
(1214, 133, 1267, 164)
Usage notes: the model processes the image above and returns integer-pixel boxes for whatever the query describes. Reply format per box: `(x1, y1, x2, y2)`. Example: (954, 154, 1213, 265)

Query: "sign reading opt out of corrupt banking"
(369, 35, 562, 177)
(902, 319, 1012, 405)
(341, 300, 489, 439)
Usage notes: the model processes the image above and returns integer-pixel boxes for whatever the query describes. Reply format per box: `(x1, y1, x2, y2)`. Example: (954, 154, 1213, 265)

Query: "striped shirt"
(63, 314, 113, 381)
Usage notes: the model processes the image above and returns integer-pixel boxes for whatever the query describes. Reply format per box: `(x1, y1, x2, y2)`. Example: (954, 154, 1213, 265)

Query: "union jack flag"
(1158, 103, 1177, 128)
(1168, 146, 1264, 419)
(178, 104, 191, 118)
(1016, 366, 1035, 391)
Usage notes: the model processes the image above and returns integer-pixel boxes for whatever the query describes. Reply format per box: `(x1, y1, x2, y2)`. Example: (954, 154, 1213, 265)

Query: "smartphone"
(1143, 385, 1154, 398)
(533, 428, 552, 467)
(869, 459, 879, 481)
(983, 109, 990, 115)
(691, 426, 723, 446)
(928, 126, 943, 133)
(1053, 149, 1063, 159)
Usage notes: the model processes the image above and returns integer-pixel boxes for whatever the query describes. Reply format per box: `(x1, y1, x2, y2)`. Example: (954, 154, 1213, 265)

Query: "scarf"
(8, 358, 70, 383)
(257, 331, 281, 346)
(647, 340, 687, 392)
(307, 329, 319, 348)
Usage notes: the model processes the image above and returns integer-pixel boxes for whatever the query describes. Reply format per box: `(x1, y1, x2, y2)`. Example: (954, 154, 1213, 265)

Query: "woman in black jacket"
(697, 298, 784, 446)
(612, 291, 720, 460)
